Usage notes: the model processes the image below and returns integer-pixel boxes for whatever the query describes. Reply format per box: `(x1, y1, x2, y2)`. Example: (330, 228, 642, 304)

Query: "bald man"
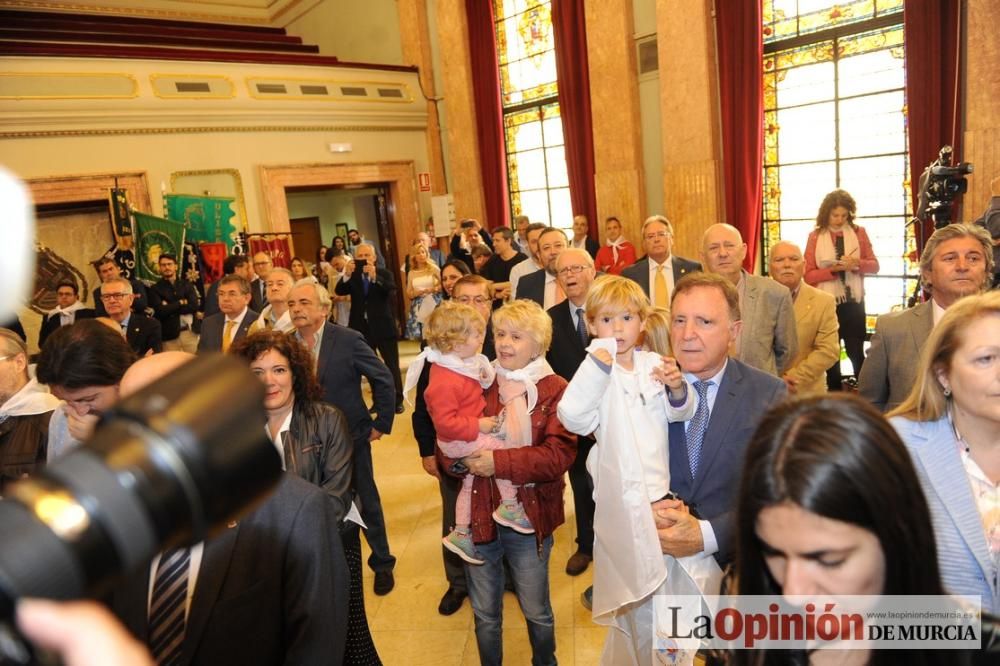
(769, 241, 840, 396)
(701, 224, 797, 376)
(111, 352, 349, 665)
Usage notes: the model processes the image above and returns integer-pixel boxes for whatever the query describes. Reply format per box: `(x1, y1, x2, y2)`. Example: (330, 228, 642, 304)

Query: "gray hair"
(919, 223, 994, 290)
(102, 277, 133, 294)
(0, 328, 27, 358)
(292, 278, 331, 310)
(642, 215, 674, 236)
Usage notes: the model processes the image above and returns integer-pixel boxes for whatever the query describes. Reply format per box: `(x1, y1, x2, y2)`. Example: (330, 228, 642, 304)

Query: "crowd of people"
(1, 190, 999, 665)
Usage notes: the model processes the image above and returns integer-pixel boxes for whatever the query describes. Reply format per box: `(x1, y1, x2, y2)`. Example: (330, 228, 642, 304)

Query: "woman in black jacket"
(232, 330, 382, 665)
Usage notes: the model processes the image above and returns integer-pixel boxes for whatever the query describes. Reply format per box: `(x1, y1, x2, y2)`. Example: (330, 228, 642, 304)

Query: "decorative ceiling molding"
(0, 0, 313, 25)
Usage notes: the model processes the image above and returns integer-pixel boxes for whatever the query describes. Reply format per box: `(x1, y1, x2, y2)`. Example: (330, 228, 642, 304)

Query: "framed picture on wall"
(336, 223, 350, 241)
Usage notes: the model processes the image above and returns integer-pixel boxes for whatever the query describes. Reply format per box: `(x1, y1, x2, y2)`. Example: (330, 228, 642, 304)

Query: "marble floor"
(359, 341, 608, 665)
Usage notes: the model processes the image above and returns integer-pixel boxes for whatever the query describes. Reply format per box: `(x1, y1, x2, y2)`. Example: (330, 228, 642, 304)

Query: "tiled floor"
(360, 341, 607, 664)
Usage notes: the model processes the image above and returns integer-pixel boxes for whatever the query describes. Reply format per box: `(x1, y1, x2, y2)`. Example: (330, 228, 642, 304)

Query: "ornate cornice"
(0, 124, 427, 139)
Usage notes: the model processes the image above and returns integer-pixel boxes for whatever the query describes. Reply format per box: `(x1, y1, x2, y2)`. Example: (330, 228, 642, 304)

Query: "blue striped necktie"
(686, 380, 713, 477)
(149, 547, 190, 665)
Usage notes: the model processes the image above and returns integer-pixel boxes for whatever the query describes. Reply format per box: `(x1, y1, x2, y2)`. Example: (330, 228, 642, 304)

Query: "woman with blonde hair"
(404, 239, 441, 340)
(440, 299, 574, 666)
(641, 306, 672, 356)
(889, 290, 1000, 614)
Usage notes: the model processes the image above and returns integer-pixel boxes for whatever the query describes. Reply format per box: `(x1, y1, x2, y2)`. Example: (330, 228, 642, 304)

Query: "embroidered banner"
(134, 212, 186, 281)
(164, 194, 238, 250)
(246, 235, 292, 269)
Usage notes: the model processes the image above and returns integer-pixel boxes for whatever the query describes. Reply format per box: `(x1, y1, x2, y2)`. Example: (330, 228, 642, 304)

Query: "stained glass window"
(761, 2, 916, 329)
(494, 0, 571, 230)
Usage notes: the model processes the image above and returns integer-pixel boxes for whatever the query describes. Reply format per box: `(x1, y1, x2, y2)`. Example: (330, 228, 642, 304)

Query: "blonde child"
(641, 306, 671, 355)
(558, 275, 717, 665)
(403, 301, 528, 565)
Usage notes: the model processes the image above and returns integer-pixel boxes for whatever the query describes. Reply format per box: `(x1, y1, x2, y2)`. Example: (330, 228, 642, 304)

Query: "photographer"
(448, 219, 494, 274)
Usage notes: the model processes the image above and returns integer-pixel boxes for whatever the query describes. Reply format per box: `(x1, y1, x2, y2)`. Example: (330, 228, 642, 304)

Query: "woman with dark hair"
(331, 235, 351, 258)
(36, 319, 137, 459)
(803, 189, 879, 390)
(313, 245, 330, 287)
(727, 394, 950, 665)
(889, 291, 1000, 615)
(231, 330, 381, 665)
(289, 256, 314, 283)
(440, 259, 471, 300)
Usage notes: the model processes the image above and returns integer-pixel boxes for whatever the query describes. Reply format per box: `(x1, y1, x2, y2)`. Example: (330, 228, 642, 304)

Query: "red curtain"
(465, 0, 510, 230)
(715, 0, 764, 271)
(552, 0, 598, 237)
(904, 0, 963, 248)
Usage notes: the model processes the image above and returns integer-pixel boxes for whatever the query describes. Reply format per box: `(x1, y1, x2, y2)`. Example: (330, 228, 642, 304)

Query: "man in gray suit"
(659, 273, 786, 565)
(197, 275, 257, 354)
(110, 352, 349, 665)
(859, 223, 994, 412)
(620, 215, 701, 309)
(701, 223, 796, 376)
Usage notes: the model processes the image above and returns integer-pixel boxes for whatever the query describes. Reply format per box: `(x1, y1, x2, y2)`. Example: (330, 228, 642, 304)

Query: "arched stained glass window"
(762, 0, 918, 325)
(494, 0, 571, 231)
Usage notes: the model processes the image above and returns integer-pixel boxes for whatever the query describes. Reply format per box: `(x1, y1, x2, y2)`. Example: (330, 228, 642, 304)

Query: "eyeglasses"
(556, 265, 590, 277)
(100, 292, 130, 301)
(253, 261, 272, 267)
(644, 232, 671, 241)
(454, 296, 491, 305)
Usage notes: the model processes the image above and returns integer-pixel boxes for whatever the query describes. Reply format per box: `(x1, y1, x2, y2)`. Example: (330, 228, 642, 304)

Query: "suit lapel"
(909, 302, 933, 355)
(114, 565, 152, 643)
(182, 524, 240, 663)
(691, 362, 742, 494)
(638, 259, 651, 294)
(316, 323, 334, 385)
(670, 257, 691, 283)
(555, 301, 585, 355)
(912, 420, 995, 582)
(741, 276, 759, 339)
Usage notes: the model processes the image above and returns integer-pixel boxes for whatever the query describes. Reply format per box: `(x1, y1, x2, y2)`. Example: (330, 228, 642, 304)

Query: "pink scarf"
(494, 357, 554, 448)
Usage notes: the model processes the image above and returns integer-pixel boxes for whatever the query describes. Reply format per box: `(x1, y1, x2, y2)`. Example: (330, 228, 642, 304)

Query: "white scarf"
(815, 226, 865, 303)
(254, 305, 294, 333)
(606, 236, 627, 265)
(49, 300, 86, 326)
(492, 356, 554, 414)
(0, 372, 60, 421)
(403, 347, 495, 405)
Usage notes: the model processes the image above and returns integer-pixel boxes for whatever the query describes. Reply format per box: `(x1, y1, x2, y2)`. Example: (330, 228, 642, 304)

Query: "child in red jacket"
(403, 301, 530, 565)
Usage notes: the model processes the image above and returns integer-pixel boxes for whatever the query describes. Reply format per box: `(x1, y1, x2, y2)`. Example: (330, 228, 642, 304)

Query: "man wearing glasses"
(621, 215, 702, 309)
(249, 252, 273, 313)
(100, 277, 162, 356)
(92, 256, 150, 318)
(546, 248, 598, 577)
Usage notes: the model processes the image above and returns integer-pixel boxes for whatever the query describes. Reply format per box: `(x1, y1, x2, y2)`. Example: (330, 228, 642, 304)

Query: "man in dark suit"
(660, 273, 786, 566)
(110, 351, 349, 666)
(289, 280, 399, 596)
(93, 256, 149, 317)
(570, 215, 599, 259)
(203, 255, 253, 318)
(99, 277, 162, 356)
(38, 281, 96, 347)
(411, 274, 496, 616)
(197, 275, 257, 353)
(621, 215, 701, 309)
(545, 248, 598, 576)
(334, 242, 404, 412)
(515, 227, 569, 308)
(249, 252, 272, 313)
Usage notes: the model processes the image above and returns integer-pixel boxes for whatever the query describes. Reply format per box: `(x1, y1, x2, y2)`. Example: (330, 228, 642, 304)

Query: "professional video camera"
(0, 354, 281, 665)
(915, 145, 973, 229)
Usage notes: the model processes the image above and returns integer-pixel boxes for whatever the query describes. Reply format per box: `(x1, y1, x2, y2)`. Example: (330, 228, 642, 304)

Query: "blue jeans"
(465, 528, 556, 666)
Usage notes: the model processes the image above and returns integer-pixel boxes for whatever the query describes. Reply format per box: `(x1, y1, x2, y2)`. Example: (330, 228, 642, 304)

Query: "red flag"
(199, 242, 228, 284)
(247, 235, 292, 269)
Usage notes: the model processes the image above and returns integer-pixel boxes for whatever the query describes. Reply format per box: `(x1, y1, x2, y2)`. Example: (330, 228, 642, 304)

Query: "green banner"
(134, 212, 186, 282)
(164, 193, 237, 249)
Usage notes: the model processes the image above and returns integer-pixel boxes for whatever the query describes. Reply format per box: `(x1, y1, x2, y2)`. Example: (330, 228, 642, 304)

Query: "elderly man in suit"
(98, 277, 162, 356)
(514, 226, 569, 308)
(570, 215, 599, 259)
(621, 215, 701, 309)
(197, 275, 257, 353)
(93, 256, 149, 318)
(288, 280, 399, 596)
(769, 240, 840, 396)
(859, 223, 994, 412)
(545, 247, 598, 576)
(659, 273, 786, 565)
(334, 243, 404, 413)
(249, 252, 272, 313)
(110, 351, 349, 666)
(701, 223, 797, 376)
